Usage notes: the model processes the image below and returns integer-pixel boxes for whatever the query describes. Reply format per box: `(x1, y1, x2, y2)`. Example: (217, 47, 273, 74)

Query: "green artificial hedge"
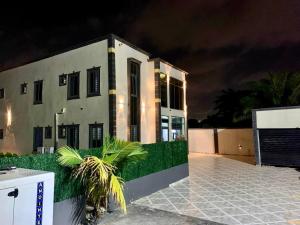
(0, 141, 188, 202)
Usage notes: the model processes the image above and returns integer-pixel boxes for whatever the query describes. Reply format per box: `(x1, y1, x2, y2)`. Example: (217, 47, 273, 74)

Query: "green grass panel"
(0, 142, 187, 202)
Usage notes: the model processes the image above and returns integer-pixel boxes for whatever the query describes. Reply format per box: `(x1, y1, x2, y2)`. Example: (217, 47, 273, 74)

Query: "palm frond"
(57, 146, 83, 168)
(109, 174, 126, 213)
(103, 141, 146, 166)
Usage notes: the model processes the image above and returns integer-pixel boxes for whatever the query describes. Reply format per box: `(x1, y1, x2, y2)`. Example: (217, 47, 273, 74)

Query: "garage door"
(259, 129, 300, 167)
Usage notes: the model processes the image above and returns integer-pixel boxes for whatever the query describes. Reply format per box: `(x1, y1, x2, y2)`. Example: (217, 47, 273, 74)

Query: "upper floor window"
(89, 123, 103, 148)
(59, 74, 67, 86)
(87, 67, 100, 97)
(21, 83, 27, 94)
(68, 72, 80, 100)
(160, 73, 168, 107)
(34, 80, 43, 104)
(0, 88, 4, 99)
(0, 129, 3, 139)
(170, 78, 183, 110)
(45, 126, 52, 139)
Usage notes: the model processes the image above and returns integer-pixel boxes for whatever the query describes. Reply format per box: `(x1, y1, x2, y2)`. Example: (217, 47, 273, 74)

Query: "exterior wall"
(188, 129, 215, 153)
(160, 62, 187, 141)
(0, 40, 109, 154)
(114, 39, 156, 143)
(188, 128, 255, 156)
(217, 129, 254, 156)
(256, 108, 300, 128)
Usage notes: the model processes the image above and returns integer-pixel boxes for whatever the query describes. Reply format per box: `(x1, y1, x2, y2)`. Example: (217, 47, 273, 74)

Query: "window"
(59, 74, 67, 86)
(68, 72, 80, 99)
(34, 80, 43, 104)
(0, 129, 3, 139)
(21, 83, 27, 94)
(169, 78, 183, 110)
(87, 67, 100, 97)
(89, 123, 103, 148)
(66, 125, 79, 149)
(58, 125, 66, 139)
(161, 116, 169, 141)
(45, 126, 52, 139)
(128, 60, 140, 141)
(0, 88, 4, 99)
(160, 74, 168, 107)
(172, 117, 185, 140)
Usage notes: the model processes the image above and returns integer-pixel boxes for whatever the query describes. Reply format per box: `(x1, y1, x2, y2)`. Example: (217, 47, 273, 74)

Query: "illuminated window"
(68, 72, 80, 100)
(34, 80, 43, 104)
(161, 116, 169, 141)
(160, 74, 168, 107)
(87, 67, 100, 97)
(89, 123, 103, 148)
(21, 83, 27, 94)
(170, 78, 183, 110)
(172, 117, 185, 140)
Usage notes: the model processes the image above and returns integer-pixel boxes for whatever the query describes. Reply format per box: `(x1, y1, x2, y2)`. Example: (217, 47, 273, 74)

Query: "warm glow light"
(7, 107, 12, 127)
(160, 73, 166, 79)
(141, 101, 146, 114)
(118, 95, 125, 112)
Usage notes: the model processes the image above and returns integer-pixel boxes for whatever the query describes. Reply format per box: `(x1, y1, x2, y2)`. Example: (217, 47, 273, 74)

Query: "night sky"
(1, 1, 300, 119)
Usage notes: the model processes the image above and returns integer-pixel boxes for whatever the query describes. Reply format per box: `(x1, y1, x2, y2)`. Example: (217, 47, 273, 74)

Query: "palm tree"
(57, 137, 147, 223)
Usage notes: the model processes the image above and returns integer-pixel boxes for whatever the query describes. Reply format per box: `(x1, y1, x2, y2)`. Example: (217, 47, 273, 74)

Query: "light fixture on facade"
(7, 107, 12, 127)
(160, 73, 166, 79)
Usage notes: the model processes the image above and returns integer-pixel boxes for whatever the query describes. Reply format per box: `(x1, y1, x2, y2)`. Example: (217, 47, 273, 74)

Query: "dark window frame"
(127, 58, 141, 142)
(58, 125, 66, 139)
(33, 80, 43, 105)
(45, 126, 52, 139)
(0, 88, 5, 99)
(87, 67, 101, 97)
(59, 74, 67, 86)
(89, 123, 104, 148)
(21, 83, 27, 95)
(160, 73, 168, 107)
(66, 124, 80, 149)
(169, 77, 184, 110)
(67, 72, 80, 100)
(0, 129, 3, 139)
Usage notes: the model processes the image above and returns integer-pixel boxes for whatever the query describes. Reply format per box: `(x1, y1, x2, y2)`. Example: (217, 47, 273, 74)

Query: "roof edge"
(0, 33, 151, 73)
(148, 57, 189, 74)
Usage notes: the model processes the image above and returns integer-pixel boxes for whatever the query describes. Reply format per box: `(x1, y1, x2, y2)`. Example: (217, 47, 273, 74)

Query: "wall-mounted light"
(160, 73, 166, 79)
(7, 107, 12, 127)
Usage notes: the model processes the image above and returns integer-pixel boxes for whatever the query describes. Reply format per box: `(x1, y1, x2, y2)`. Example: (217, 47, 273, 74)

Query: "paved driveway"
(134, 153, 300, 225)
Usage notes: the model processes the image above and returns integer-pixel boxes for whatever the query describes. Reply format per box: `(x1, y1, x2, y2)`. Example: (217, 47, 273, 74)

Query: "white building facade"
(0, 34, 188, 154)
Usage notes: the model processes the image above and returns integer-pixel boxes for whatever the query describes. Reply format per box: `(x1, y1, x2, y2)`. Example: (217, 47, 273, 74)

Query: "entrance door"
(0, 188, 15, 225)
(67, 125, 79, 149)
(33, 127, 43, 151)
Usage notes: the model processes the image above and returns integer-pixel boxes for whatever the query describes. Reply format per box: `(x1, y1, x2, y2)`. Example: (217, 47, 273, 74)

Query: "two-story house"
(0, 34, 188, 154)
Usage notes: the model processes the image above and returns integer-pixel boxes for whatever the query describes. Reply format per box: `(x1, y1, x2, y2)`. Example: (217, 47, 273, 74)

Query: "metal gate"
(259, 129, 300, 166)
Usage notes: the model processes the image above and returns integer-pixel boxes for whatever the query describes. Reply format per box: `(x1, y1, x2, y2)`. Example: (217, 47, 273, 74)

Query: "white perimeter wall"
(256, 108, 300, 128)
(188, 128, 255, 156)
(188, 129, 215, 153)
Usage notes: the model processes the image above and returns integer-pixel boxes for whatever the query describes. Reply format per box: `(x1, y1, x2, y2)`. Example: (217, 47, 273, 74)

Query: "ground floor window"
(66, 125, 79, 149)
(172, 117, 185, 140)
(89, 123, 103, 148)
(161, 116, 169, 141)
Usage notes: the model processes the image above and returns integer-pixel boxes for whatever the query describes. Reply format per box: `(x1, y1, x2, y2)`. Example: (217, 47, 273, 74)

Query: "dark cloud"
(0, 1, 300, 119)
